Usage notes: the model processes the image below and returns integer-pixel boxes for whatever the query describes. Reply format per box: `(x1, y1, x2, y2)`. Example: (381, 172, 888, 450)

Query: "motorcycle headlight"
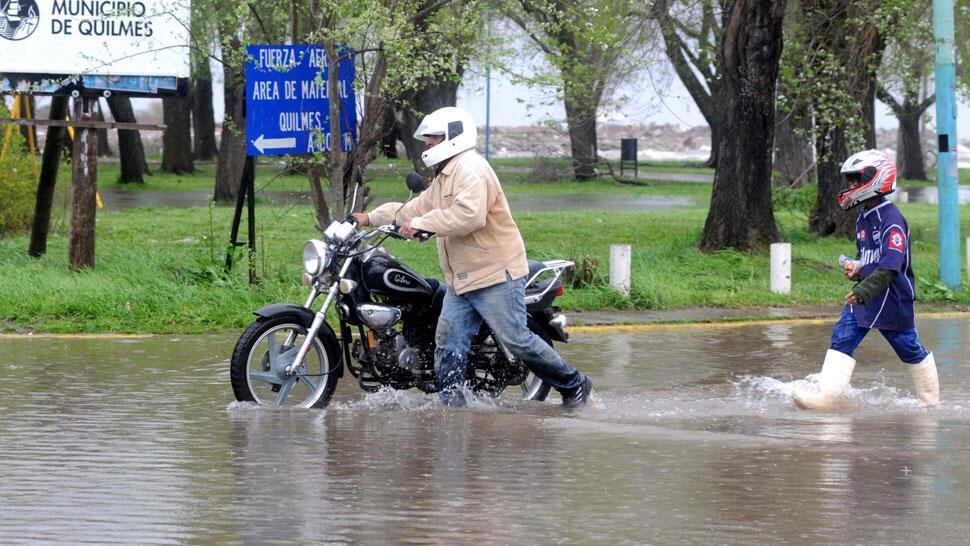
(302, 239, 330, 277)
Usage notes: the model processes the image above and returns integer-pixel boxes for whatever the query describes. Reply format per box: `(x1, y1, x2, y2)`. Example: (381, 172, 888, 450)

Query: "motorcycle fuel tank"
(362, 255, 434, 300)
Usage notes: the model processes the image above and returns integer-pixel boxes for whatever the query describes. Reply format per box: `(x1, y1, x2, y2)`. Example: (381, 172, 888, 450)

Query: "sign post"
(225, 44, 356, 280)
(244, 45, 356, 156)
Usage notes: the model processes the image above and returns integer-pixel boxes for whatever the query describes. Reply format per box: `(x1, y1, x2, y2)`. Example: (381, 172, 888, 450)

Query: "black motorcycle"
(229, 175, 574, 408)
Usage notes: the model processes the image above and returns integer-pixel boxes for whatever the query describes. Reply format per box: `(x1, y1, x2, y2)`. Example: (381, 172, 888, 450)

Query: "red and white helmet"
(837, 150, 897, 210)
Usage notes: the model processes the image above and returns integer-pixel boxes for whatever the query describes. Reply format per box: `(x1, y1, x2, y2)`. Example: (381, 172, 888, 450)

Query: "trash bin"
(620, 138, 638, 177)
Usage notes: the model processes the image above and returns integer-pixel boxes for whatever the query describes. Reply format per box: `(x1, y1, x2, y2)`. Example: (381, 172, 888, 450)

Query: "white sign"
(0, 0, 190, 78)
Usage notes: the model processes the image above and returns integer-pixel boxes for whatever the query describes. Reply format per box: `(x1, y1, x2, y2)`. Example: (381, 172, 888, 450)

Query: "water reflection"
(1, 315, 969, 543)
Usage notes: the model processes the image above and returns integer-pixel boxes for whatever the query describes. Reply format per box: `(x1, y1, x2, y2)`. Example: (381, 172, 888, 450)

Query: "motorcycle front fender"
(253, 303, 343, 377)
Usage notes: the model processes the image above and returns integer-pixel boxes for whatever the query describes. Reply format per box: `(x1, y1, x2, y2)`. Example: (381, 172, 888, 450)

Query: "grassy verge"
(1, 190, 968, 333)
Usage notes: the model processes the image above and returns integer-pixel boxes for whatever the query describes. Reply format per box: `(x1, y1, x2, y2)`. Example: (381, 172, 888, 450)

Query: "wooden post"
(770, 243, 791, 294)
(69, 97, 99, 270)
(610, 244, 631, 297)
(29, 95, 70, 257)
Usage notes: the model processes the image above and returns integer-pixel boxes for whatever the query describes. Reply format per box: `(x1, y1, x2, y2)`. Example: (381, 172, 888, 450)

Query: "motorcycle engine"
(353, 329, 425, 375)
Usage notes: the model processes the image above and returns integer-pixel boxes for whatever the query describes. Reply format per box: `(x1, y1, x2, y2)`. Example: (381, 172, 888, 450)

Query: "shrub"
(0, 102, 36, 238)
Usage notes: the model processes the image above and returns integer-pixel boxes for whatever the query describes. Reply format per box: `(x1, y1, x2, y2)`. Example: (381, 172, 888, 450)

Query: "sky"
(193, 52, 969, 131)
(454, 64, 970, 132)
(113, 52, 969, 148)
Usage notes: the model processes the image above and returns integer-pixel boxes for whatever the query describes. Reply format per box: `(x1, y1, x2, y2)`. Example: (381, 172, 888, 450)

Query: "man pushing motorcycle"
(353, 106, 593, 407)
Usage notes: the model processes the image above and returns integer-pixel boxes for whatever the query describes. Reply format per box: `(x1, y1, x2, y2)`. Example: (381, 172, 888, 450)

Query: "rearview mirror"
(405, 171, 427, 193)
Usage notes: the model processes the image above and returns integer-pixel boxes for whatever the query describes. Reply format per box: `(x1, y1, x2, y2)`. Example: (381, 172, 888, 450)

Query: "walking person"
(794, 150, 939, 410)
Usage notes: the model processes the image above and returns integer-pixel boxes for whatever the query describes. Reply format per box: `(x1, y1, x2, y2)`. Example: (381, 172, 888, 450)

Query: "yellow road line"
(571, 310, 970, 335)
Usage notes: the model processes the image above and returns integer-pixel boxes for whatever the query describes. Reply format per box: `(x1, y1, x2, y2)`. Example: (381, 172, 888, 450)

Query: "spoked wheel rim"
(245, 323, 331, 408)
(519, 372, 545, 399)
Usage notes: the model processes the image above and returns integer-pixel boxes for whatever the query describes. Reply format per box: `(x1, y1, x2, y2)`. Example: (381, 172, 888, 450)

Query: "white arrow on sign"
(252, 134, 296, 154)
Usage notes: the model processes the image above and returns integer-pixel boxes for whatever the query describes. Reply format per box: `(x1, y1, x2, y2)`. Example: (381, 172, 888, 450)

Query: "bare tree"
(504, 0, 652, 180)
(652, 0, 723, 168)
(876, 2, 934, 180)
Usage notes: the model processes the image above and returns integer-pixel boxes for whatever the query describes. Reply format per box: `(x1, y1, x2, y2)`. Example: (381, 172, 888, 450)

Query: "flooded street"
(2, 316, 970, 544)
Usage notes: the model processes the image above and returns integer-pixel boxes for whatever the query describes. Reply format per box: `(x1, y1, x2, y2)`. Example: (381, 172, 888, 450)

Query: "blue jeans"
(830, 309, 929, 364)
(434, 275, 584, 405)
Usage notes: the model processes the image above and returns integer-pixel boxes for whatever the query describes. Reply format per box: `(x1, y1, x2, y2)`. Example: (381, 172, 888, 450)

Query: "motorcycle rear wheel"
(230, 315, 341, 408)
(517, 326, 553, 401)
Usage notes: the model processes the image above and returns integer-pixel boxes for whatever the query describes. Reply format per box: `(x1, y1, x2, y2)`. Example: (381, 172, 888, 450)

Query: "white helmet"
(837, 149, 897, 210)
(413, 107, 477, 167)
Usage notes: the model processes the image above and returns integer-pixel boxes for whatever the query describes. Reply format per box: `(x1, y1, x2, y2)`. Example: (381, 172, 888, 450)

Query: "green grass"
(2, 195, 969, 333)
(5, 159, 968, 333)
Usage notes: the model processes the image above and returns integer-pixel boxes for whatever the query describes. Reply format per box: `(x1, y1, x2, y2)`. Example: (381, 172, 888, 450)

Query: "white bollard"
(770, 242, 791, 294)
(966, 238, 970, 284)
(610, 244, 631, 297)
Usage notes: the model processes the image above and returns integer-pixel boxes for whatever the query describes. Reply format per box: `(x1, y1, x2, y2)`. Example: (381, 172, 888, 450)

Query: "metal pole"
(934, 0, 960, 289)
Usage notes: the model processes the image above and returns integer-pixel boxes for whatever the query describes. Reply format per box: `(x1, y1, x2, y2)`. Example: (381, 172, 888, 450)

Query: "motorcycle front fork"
(285, 260, 352, 375)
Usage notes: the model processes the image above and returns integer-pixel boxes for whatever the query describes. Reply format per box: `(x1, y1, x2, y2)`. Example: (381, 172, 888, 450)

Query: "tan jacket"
(367, 150, 528, 294)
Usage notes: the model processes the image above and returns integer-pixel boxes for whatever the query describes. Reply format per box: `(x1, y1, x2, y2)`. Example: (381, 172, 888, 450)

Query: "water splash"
(732, 373, 925, 411)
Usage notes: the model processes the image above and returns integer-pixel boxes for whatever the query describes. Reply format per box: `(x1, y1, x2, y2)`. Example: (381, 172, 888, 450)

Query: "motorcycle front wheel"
(230, 315, 341, 408)
(517, 325, 553, 401)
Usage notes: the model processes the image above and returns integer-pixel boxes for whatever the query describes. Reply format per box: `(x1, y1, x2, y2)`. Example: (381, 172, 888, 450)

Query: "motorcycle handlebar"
(414, 230, 435, 241)
(375, 223, 435, 241)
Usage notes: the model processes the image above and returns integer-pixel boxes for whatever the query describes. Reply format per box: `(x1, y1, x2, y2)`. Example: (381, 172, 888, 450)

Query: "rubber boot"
(909, 352, 939, 407)
(793, 349, 856, 410)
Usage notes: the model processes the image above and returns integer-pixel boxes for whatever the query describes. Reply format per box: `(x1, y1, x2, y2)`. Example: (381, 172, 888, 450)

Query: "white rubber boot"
(909, 352, 939, 407)
(793, 349, 856, 410)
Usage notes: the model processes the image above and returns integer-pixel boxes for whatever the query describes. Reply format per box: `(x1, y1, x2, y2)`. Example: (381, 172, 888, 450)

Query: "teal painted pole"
(934, 0, 960, 289)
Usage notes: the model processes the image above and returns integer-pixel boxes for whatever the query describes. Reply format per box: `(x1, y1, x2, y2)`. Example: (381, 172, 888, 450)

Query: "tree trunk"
(95, 99, 113, 157)
(192, 72, 218, 160)
(307, 166, 330, 233)
(325, 41, 346, 219)
(69, 98, 98, 270)
(161, 95, 195, 174)
(28, 95, 70, 258)
(379, 124, 400, 159)
(106, 95, 149, 183)
(698, 0, 785, 252)
(563, 79, 599, 180)
(810, 129, 854, 236)
(705, 120, 721, 168)
(773, 102, 814, 187)
(215, 38, 246, 202)
(652, 0, 723, 169)
(897, 104, 927, 180)
(806, 1, 885, 238)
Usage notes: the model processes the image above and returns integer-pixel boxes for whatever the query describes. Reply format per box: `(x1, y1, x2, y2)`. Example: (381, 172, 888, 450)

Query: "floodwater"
(2, 315, 970, 544)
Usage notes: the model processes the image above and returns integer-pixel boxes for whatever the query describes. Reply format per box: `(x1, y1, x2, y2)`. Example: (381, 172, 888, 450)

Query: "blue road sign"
(245, 44, 356, 157)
